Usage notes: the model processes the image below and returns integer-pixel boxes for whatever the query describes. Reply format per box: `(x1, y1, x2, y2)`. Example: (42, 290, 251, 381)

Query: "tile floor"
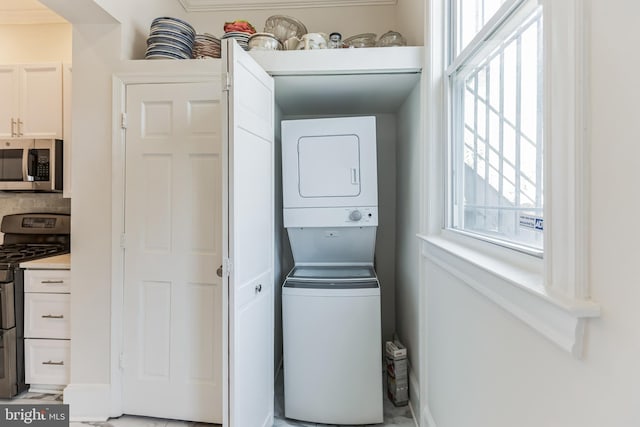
(1, 370, 416, 427)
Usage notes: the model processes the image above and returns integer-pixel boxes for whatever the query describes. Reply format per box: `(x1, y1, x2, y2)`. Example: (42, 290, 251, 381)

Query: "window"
(422, 0, 599, 357)
(448, 0, 544, 253)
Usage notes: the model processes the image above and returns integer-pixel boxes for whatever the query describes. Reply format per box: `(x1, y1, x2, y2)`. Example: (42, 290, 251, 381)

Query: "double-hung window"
(447, 0, 544, 253)
(422, 0, 600, 356)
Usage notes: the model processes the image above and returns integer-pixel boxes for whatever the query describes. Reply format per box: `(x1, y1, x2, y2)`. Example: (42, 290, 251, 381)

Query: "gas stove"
(0, 213, 70, 269)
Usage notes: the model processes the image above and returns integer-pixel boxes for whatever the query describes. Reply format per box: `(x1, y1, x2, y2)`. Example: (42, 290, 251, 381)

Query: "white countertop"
(20, 253, 70, 269)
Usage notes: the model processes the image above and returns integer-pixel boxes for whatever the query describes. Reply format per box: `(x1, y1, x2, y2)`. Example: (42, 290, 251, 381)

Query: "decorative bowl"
(264, 15, 308, 43)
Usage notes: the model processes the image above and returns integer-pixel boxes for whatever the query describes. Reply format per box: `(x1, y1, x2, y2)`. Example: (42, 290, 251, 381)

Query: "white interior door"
(122, 81, 223, 423)
(223, 39, 275, 427)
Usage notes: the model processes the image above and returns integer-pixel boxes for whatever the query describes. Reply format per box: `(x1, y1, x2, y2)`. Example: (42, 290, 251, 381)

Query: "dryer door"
(298, 134, 360, 198)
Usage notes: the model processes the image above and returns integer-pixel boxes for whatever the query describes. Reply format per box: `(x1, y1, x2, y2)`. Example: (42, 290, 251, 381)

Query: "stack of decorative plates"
(221, 32, 251, 50)
(193, 33, 221, 58)
(145, 16, 196, 60)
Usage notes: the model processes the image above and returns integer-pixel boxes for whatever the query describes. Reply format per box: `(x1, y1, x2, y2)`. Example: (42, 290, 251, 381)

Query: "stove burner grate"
(0, 244, 68, 263)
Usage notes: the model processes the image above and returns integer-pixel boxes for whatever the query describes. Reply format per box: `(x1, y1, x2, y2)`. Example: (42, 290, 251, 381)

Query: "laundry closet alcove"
(109, 41, 423, 427)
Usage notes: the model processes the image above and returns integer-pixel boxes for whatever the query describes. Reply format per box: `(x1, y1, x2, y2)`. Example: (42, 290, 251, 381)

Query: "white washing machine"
(281, 116, 383, 425)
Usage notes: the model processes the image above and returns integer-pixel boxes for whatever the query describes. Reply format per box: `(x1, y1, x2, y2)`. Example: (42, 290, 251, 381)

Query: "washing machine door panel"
(298, 135, 360, 198)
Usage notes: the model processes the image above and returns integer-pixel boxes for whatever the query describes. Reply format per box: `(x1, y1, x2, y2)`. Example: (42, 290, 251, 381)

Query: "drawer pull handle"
(42, 360, 64, 366)
(42, 314, 64, 319)
(41, 280, 65, 284)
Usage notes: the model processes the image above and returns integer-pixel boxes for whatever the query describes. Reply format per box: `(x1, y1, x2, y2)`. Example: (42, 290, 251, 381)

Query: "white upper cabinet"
(0, 63, 62, 139)
(0, 66, 20, 139)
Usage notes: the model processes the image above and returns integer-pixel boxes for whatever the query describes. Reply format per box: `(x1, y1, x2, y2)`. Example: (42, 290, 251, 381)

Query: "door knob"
(255, 284, 262, 294)
(216, 265, 223, 278)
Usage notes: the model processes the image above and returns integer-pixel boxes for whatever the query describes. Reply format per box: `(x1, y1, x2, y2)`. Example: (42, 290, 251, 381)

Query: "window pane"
(456, 0, 508, 54)
(451, 6, 543, 251)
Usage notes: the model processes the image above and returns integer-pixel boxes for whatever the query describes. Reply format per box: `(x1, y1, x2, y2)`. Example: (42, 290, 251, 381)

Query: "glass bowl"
(263, 15, 307, 43)
(376, 31, 407, 47)
(343, 33, 377, 48)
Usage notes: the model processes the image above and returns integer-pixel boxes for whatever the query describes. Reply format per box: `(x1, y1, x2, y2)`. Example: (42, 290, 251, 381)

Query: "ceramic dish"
(151, 17, 195, 37)
(248, 33, 283, 51)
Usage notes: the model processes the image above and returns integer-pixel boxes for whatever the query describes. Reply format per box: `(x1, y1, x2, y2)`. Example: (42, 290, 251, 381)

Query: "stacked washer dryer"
(281, 116, 383, 425)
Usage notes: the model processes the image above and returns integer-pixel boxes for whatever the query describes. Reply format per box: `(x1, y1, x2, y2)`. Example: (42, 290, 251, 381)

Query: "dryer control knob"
(349, 210, 363, 221)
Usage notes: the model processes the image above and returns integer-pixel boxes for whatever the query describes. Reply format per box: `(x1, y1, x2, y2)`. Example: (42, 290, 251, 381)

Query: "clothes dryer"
(282, 116, 378, 210)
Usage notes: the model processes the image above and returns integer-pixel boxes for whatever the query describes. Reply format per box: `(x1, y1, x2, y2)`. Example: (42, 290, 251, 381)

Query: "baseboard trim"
(408, 364, 420, 417)
(408, 401, 419, 427)
(64, 383, 112, 421)
(422, 403, 437, 427)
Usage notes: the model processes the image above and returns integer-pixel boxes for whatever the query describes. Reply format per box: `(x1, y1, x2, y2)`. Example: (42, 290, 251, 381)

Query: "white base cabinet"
(25, 339, 70, 386)
(24, 268, 71, 388)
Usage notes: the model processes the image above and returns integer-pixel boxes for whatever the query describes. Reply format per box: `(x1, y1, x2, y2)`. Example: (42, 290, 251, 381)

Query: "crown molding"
(0, 9, 66, 25)
(178, 0, 396, 12)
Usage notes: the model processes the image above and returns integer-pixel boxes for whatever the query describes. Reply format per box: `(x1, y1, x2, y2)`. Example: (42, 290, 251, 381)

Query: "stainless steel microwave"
(0, 139, 63, 191)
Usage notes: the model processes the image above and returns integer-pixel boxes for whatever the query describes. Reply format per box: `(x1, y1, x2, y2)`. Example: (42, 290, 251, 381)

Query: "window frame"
(446, 0, 545, 255)
(420, 0, 600, 358)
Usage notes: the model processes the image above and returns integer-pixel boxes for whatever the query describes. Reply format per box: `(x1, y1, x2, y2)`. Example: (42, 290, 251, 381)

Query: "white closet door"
(122, 82, 223, 423)
(223, 39, 275, 427)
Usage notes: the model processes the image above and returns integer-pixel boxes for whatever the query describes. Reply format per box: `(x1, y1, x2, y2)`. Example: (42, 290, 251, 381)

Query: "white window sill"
(418, 233, 600, 358)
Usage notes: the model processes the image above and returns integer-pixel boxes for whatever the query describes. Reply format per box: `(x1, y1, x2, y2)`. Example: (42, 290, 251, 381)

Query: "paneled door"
(224, 39, 275, 427)
(122, 82, 223, 423)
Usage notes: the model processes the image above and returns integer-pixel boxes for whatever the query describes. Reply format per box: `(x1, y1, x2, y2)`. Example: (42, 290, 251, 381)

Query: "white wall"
(423, 1, 640, 426)
(0, 23, 71, 63)
(395, 82, 422, 411)
(396, 0, 425, 47)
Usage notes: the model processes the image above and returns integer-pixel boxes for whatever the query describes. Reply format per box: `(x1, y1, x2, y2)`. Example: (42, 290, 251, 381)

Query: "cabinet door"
(18, 63, 62, 139)
(224, 38, 275, 427)
(0, 66, 19, 138)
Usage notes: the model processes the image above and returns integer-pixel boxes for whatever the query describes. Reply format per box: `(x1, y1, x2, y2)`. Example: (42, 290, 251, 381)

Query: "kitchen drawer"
(24, 293, 70, 339)
(25, 269, 70, 293)
(25, 339, 70, 385)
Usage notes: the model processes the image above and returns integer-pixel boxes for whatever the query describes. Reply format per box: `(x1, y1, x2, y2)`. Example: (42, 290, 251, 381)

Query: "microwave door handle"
(25, 149, 35, 182)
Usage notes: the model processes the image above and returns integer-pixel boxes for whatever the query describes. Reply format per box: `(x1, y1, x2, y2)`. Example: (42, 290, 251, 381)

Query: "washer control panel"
(346, 208, 376, 224)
